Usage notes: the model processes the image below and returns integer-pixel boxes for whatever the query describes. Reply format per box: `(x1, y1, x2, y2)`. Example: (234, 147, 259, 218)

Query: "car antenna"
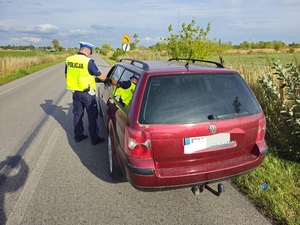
(185, 50, 193, 70)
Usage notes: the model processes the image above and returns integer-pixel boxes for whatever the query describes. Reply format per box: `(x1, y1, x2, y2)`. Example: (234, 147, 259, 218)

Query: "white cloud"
(8, 36, 42, 44)
(22, 37, 42, 43)
(91, 24, 114, 31)
(0, 23, 11, 31)
(1, 0, 299, 47)
(18, 24, 59, 34)
(69, 29, 95, 36)
(35, 24, 59, 33)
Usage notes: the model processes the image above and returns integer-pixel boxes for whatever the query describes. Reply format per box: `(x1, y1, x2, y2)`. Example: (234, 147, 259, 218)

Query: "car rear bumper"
(119, 145, 268, 190)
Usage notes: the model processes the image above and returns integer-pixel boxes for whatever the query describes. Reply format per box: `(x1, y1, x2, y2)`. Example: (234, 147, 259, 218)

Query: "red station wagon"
(97, 58, 268, 195)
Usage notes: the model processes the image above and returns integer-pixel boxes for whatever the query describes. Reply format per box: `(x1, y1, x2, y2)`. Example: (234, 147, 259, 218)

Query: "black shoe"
(91, 138, 105, 145)
(75, 134, 88, 142)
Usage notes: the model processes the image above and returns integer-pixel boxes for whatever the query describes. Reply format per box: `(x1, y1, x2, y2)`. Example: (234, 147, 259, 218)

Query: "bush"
(99, 48, 109, 56)
(258, 60, 300, 162)
(165, 19, 213, 59)
(99, 44, 112, 56)
(111, 48, 125, 61)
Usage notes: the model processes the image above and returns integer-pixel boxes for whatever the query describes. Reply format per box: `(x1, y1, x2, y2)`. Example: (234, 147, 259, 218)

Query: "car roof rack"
(168, 58, 224, 68)
(119, 58, 150, 70)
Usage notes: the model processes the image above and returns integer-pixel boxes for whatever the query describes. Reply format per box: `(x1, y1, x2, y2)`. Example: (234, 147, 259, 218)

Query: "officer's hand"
(105, 78, 112, 85)
(98, 74, 107, 81)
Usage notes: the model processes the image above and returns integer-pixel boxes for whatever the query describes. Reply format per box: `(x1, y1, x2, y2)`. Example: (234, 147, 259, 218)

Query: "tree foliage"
(98, 44, 112, 55)
(164, 19, 213, 59)
(111, 48, 125, 61)
(130, 33, 140, 50)
(51, 39, 60, 51)
(234, 40, 288, 51)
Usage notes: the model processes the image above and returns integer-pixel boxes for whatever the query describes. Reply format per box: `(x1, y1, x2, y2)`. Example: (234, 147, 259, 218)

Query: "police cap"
(79, 41, 94, 51)
(130, 75, 139, 80)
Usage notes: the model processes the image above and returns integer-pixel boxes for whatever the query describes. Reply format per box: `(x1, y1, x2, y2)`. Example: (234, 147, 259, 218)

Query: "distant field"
(0, 50, 70, 85)
(211, 52, 300, 67)
(0, 50, 62, 57)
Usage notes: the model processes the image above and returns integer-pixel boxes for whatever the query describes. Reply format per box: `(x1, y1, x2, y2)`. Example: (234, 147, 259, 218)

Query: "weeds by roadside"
(0, 51, 70, 85)
(232, 152, 300, 225)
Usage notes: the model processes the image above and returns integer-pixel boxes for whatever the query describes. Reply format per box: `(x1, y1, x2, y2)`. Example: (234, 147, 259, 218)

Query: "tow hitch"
(191, 183, 225, 196)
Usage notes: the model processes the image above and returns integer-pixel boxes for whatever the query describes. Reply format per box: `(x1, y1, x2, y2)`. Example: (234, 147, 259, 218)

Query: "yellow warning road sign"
(121, 33, 131, 44)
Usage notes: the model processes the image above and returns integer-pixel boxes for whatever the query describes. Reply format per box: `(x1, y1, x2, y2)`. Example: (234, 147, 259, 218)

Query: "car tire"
(107, 128, 123, 181)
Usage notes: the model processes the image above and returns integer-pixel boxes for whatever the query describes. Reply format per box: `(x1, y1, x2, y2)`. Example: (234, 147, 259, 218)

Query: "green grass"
(0, 58, 66, 86)
(0, 50, 70, 85)
(0, 50, 63, 57)
(232, 152, 300, 225)
(100, 55, 116, 66)
(211, 52, 300, 67)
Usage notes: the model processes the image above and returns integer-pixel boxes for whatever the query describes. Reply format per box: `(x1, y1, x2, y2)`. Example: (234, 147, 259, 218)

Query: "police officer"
(65, 41, 108, 145)
(112, 75, 139, 107)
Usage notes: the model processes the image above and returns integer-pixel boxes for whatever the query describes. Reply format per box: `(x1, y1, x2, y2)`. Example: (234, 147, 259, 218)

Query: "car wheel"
(107, 129, 123, 181)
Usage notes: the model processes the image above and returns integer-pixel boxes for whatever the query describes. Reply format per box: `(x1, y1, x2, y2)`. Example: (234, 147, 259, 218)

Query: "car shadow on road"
(0, 155, 29, 225)
(40, 99, 114, 184)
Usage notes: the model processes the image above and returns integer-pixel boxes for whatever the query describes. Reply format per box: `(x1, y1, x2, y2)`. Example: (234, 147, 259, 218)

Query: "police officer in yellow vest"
(65, 41, 108, 145)
(112, 75, 139, 107)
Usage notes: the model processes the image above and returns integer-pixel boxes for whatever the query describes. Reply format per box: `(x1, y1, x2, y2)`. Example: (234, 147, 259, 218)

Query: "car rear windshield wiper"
(207, 114, 219, 120)
(217, 112, 249, 119)
(208, 112, 249, 120)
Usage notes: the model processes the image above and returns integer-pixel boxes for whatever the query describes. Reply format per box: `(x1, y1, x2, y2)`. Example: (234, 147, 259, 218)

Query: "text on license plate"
(184, 133, 232, 154)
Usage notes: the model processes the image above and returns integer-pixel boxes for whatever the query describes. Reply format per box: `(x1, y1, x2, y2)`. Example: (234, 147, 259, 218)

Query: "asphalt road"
(0, 54, 271, 225)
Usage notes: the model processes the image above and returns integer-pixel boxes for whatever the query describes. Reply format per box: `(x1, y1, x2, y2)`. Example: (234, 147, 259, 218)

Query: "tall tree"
(165, 19, 212, 59)
(51, 39, 60, 51)
(131, 33, 140, 50)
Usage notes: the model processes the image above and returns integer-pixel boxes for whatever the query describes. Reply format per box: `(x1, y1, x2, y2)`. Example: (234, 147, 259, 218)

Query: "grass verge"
(100, 55, 116, 66)
(0, 58, 65, 86)
(232, 151, 300, 225)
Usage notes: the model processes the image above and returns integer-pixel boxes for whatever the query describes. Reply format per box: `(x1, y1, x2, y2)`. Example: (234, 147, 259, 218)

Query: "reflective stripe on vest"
(115, 82, 136, 106)
(65, 54, 96, 91)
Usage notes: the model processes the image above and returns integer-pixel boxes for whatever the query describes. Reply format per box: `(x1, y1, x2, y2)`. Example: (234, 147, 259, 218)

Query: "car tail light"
(256, 117, 266, 142)
(125, 127, 152, 158)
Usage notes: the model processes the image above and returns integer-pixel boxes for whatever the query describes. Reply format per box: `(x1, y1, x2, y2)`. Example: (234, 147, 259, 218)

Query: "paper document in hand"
(88, 85, 95, 96)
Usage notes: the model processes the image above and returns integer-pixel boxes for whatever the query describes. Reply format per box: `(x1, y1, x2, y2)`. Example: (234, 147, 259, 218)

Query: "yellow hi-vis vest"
(114, 82, 136, 106)
(65, 54, 96, 91)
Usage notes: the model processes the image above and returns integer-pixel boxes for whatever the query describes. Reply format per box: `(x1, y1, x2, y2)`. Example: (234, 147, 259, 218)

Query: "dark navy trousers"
(72, 91, 100, 142)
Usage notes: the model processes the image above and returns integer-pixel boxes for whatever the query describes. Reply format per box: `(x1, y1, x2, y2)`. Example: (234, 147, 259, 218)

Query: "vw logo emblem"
(209, 124, 217, 133)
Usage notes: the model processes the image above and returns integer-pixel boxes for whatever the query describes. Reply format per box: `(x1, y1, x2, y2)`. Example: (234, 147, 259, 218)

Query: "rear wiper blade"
(207, 114, 219, 120)
(217, 112, 249, 119)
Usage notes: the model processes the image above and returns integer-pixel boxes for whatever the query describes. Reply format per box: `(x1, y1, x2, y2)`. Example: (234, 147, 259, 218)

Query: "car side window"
(114, 69, 138, 112)
(111, 66, 125, 81)
(119, 69, 134, 82)
(106, 65, 137, 111)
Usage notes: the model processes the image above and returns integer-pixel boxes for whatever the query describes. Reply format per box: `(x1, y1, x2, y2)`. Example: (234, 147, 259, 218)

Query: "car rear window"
(139, 73, 262, 124)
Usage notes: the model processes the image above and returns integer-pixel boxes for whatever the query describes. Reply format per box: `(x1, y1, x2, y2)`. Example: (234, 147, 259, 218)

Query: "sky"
(0, 0, 300, 49)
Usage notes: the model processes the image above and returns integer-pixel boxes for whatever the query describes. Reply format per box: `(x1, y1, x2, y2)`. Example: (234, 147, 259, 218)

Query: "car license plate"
(184, 133, 231, 154)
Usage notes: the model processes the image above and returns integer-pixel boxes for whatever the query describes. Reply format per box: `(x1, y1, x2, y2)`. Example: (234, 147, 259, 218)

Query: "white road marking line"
(6, 128, 61, 225)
